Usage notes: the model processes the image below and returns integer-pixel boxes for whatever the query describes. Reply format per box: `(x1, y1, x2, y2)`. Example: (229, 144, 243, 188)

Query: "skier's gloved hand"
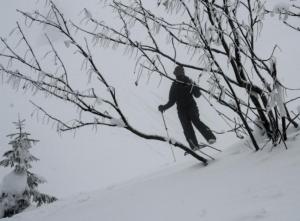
(158, 105, 165, 112)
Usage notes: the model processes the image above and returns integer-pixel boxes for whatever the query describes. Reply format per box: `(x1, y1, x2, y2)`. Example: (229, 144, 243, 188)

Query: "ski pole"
(199, 142, 222, 152)
(184, 148, 215, 160)
(197, 149, 215, 160)
(161, 112, 177, 162)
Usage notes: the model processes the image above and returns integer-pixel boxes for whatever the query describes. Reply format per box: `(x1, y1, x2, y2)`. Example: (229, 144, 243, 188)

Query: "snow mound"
(1, 171, 27, 196)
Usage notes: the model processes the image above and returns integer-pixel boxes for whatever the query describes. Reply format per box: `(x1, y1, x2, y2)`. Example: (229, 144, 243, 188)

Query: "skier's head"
(173, 65, 185, 78)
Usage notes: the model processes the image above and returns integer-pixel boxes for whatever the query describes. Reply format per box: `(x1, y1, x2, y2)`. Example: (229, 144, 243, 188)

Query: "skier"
(158, 65, 216, 151)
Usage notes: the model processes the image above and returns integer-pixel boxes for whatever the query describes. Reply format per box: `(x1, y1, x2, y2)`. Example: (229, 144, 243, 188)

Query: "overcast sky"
(0, 0, 299, 198)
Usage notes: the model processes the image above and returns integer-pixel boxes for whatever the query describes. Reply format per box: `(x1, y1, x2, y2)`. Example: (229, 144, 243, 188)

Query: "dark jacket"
(163, 75, 201, 111)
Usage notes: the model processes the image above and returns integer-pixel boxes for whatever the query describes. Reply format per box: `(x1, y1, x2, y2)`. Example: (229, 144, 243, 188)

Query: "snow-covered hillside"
(0, 0, 299, 199)
(0, 0, 236, 198)
(3, 131, 300, 221)
(0, 0, 300, 220)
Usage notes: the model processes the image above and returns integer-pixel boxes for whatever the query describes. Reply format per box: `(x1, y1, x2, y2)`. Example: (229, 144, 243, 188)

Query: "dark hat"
(174, 65, 184, 76)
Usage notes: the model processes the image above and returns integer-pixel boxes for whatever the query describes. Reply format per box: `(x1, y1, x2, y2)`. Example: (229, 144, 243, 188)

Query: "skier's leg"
(190, 107, 216, 142)
(178, 110, 199, 149)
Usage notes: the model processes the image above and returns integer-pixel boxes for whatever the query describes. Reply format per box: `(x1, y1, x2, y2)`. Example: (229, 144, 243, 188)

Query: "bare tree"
(265, 1, 300, 141)
(0, 0, 299, 160)
(0, 1, 210, 163)
(267, 2, 300, 32)
(74, 0, 298, 149)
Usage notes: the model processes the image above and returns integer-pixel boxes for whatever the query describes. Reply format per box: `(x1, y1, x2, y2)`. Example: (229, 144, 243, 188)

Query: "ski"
(197, 149, 215, 160)
(184, 142, 221, 160)
(184, 148, 215, 160)
(198, 143, 222, 152)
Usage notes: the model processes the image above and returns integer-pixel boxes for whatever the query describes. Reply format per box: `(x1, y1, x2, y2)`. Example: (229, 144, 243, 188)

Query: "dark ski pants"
(178, 106, 215, 149)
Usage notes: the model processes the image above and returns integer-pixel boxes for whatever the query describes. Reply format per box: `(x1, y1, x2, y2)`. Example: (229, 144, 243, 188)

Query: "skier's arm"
(159, 84, 176, 112)
(188, 78, 201, 98)
(192, 83, 201, 98)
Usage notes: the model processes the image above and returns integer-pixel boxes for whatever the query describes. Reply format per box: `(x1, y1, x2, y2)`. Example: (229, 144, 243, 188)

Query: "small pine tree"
(0, 118, 57, 218)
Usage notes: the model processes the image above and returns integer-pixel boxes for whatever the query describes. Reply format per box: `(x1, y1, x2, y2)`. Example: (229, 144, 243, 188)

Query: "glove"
(158, 105, 165, 112)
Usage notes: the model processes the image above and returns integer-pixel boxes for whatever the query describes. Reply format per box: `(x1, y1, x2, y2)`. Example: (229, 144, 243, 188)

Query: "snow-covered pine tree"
(0, 118, 57, 218)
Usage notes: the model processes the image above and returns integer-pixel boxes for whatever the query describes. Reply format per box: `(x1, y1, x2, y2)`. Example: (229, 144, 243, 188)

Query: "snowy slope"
(0, 0, 299, 199)
(3, 132, 300, 221)
(0, 1, 300, 218)
(0, 0, 236, 198)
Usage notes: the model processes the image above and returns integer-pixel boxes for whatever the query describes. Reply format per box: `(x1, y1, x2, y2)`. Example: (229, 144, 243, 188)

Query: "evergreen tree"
(0, 118, 57, 218)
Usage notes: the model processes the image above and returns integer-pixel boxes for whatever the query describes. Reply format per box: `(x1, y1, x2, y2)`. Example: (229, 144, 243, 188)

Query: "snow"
(1, 171, 27, 195)
(1, 130, 300, 221)
(273, 2, 290, 13)
(110, 118, 125, 127)
(0, 0, 299, 220)
(0, 0, 298, 198)
(166, 137, 177, 145)
(272, 2, 291, 21)
(267, 82, 287, 117)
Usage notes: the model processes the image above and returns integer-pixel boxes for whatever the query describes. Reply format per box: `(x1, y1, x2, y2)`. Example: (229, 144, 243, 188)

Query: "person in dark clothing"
(158, 65, 216, 151)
